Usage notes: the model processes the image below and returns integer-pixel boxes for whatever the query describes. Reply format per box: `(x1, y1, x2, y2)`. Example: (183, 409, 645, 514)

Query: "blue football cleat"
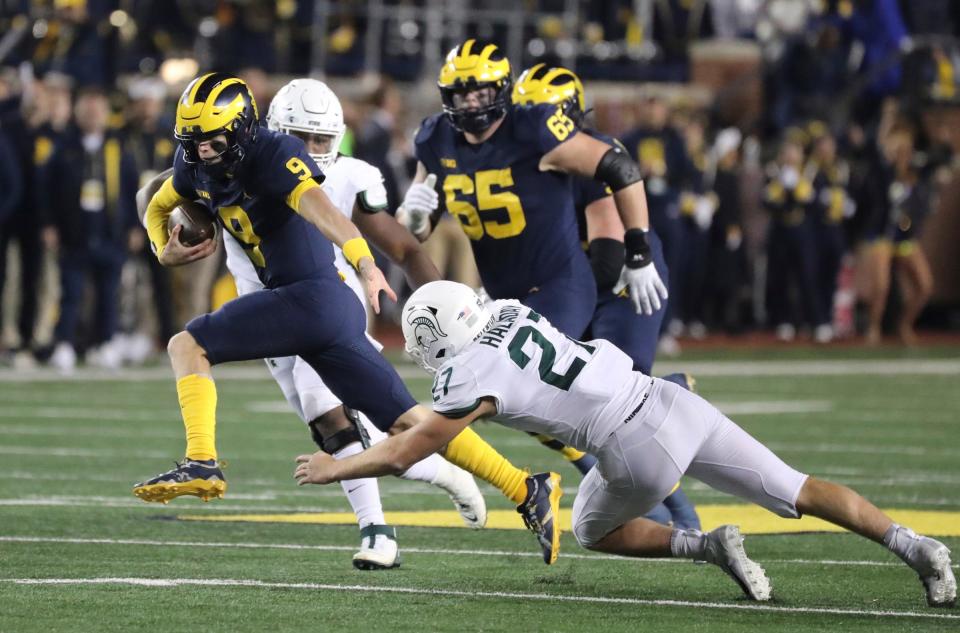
(517, 471, 562, 565)
(133, 458, 226, 503)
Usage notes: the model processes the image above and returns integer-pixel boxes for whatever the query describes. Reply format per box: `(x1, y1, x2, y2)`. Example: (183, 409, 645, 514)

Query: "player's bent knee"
(572, 519, 606, 550)
(310, 407, 352, 437)
(167, 331, 201, 360)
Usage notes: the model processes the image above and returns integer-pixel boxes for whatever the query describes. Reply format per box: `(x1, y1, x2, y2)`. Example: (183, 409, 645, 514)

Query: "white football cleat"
(352, 524, 400, 570)
(907, 537, 956, 607)
(702, 524, 772, 601)
(432, 459, 487, 528)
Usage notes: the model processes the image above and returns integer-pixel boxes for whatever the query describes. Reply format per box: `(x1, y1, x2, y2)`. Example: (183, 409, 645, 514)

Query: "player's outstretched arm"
(541, 132, 650, 233)
(354, 208, 441, 288)
(297, 186, 397, 312)
(541, 133, 667, 314)
(294, 401, 495, 484)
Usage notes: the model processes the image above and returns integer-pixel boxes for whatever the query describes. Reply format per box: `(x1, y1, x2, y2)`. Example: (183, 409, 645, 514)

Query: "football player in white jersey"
(295, 280, 956, 607)
(138, 79, 487, 571)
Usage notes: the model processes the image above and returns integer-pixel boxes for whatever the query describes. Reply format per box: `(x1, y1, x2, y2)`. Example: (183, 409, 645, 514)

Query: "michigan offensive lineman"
(295, 280, 956, 607)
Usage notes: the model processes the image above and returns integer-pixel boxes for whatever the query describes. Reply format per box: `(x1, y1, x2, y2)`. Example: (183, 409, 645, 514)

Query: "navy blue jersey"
(571, 129, 618, 245)
(415, 104, 588, 300)
(171, 128, 337, 288)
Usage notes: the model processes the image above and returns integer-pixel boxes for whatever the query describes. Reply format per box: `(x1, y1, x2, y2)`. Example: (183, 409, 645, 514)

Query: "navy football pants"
(186, 276, 416, 431)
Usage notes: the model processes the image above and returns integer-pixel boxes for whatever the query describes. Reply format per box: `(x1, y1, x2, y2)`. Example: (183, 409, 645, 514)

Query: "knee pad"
(308, 406, 372, 454)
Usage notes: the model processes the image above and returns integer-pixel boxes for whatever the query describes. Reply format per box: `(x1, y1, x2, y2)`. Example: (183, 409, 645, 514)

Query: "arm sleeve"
(145, 176, 189, 257)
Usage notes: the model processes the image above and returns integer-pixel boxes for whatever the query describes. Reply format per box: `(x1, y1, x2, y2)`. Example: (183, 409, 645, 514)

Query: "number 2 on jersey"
(443, 168, 527, 240)
(508, 322, 595, 391)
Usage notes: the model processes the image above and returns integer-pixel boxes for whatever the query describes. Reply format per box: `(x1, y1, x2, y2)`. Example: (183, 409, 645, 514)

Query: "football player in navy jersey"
(512, 64, 700, 530)
(403, 40, 667, 328)
(133, 73, 563, 564)
(399, 40, 668, 478)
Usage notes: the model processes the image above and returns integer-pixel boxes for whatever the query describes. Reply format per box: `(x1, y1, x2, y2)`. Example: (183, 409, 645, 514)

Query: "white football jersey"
(225, 154, 388, 303)
(432, 300, 652, 454)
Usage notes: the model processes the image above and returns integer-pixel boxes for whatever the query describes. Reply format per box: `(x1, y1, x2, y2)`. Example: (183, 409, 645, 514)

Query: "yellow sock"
(177, 374, 217, 462)
(559, 445, 588, 462)
(443, 427, 528, 504)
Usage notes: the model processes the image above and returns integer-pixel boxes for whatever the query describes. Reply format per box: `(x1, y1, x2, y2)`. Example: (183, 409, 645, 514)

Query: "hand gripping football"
(167, 201, 218, 246)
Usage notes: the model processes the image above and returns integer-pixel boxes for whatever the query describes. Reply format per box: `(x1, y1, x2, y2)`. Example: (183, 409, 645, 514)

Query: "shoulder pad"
(414, 113, 446, 146)
(510, 103, 553, 139)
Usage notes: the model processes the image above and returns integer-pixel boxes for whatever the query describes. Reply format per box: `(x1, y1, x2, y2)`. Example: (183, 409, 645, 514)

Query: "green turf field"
(1, 347, 958, 632)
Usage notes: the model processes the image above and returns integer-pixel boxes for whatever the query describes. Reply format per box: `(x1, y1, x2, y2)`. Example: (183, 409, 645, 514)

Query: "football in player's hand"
(167, 201, 217, 246)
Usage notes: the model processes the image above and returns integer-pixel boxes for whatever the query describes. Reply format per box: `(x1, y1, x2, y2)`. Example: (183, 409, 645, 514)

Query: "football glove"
(613, 228, 668, 315)
(396, 173, 438, 239)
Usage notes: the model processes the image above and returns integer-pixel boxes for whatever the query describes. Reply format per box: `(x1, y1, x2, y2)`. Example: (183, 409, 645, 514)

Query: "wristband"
(624, 228, 653, 269)
(343, 237, 373, 270)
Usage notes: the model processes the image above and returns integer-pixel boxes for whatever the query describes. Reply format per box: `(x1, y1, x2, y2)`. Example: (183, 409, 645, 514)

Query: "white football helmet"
(402, 281, 492, 374)
(266, 78, 345, 170)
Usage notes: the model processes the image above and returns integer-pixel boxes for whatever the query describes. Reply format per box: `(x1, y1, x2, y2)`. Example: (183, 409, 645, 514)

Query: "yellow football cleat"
(133, 459, 227, 503)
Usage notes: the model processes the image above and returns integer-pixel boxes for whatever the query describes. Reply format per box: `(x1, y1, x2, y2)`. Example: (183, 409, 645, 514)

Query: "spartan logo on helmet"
(405, 306, 447, 349)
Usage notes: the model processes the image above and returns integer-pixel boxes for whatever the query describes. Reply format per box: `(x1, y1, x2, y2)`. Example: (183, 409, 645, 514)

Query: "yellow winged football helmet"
(437, 39, 512, 135)
(513, 63, 586, 125)
(174, 72, 259, 170)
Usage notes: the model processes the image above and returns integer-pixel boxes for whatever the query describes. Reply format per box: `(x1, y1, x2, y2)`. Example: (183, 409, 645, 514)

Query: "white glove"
(613, 264, 668, 315)
(396, 173, 438, 239)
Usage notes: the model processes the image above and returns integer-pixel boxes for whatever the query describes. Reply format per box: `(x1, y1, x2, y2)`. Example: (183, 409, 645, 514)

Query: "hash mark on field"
(3, 536, 958, 570)
(2, 577, 957, 620)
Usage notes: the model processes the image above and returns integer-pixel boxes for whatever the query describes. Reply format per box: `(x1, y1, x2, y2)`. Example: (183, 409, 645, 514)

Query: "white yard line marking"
(1, 576, 956, 620)
(2, 535, 958, 570)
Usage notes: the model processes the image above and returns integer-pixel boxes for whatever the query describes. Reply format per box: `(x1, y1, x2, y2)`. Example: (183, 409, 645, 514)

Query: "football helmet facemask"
(512, 63, 587, 126)
(175, 72, 259, 177)
(402, 281, 492, 374)
(438, 39, 512, 136)
(266, 78, 345, 171)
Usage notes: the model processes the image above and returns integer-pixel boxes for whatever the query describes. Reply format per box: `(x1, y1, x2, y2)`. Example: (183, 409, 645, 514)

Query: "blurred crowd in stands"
(1, 0, 959, 371)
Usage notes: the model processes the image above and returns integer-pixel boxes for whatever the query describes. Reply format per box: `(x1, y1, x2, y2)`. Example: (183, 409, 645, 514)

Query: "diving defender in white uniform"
(295, 280, 955, 607)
